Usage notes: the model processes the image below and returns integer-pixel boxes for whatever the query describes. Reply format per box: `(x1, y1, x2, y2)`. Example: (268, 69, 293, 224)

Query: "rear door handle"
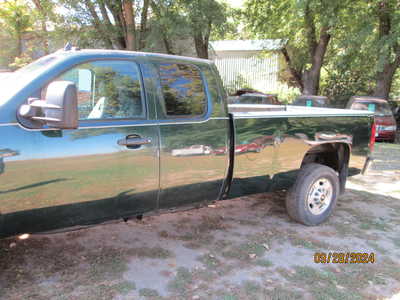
(117, 136, 152, 148)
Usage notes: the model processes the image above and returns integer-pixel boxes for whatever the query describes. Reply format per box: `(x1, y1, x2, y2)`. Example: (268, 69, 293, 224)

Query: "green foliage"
(320, 0, 400, 101)
(225, 74, 253, 95)
(0, 0, 34, 64)
(0, 0, 33, 38)
(244, 0, 350, 70)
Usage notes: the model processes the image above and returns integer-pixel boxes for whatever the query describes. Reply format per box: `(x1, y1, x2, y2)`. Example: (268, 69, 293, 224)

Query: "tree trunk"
(16, 32, 22, 57)
(281, 47, 303, 91)
(105, 1, 127, 49)
(302, 71, 320, 95)
(193, 21, 211, 59)
(302, 28, 331, 95)
(122, 0, 136, 50)
(194, 34, 208, 59)
(84, 0, 114, 49)
(98, 0, 122, 49)
(139, 0, 150, 50)
(150, 1, 174, 54)
(372, 0, 400, 99)
(31, 0, 49, 54)
(373, 57, 400, 99)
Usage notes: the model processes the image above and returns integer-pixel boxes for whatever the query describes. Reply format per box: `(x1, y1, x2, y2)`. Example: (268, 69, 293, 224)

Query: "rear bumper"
(376, 131, 395, 142)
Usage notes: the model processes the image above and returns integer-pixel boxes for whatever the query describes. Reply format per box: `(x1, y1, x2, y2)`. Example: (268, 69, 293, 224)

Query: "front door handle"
(117, 136, 152, 148)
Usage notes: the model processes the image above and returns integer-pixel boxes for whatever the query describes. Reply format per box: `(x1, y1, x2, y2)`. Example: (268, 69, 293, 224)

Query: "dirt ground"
(1, 156, 400, 299)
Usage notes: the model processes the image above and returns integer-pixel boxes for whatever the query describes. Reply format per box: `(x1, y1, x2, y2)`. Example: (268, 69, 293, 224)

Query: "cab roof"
(54, 49, 213, 65)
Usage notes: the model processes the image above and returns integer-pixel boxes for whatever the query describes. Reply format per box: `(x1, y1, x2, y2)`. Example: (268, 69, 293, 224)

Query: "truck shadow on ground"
(0, 186, 399, 300)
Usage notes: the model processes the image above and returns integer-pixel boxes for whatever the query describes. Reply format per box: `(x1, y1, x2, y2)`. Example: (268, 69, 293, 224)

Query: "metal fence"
(213, 53, 279, 93)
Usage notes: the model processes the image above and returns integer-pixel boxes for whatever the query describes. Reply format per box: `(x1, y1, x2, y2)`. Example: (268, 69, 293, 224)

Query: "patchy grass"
(167, 267, 194, 295)
(242, 280, 262, 296)
(255, 258, 273, 268)
(110, 281, 136, 295)
(139, 288, 159, 297)
(266, 287, 303, 300)
(126, 246, 173, 259)
(222, 242, 266, 261)
(86, 247, 128, 281)
(359, 218, 391, 231)
(280, 264, 393, 299)
(287, 235, 331, 250)
(197, 253, 221, 270)
(366, 241, 388, 254)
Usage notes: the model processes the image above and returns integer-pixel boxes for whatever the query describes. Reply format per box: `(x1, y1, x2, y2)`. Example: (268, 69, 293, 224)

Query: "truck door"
(154, 62, 229, 209)
(0, 60, 159, 236)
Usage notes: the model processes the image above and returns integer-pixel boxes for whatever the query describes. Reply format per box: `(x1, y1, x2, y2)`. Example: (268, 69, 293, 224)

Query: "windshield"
(350, 101, 392, 115)
(0, 55, 61, 106)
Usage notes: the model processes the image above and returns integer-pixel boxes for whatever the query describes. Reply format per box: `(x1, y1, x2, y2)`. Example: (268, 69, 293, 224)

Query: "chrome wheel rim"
(307, 178, 333, 215)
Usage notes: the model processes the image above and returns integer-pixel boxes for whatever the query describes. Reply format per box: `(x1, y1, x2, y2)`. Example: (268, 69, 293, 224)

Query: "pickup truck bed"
(0, 50, 372, 238)
(229, 105, 371, 196)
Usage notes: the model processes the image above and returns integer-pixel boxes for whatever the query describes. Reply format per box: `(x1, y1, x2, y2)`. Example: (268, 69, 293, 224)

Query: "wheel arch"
(300, 142, 351, 194)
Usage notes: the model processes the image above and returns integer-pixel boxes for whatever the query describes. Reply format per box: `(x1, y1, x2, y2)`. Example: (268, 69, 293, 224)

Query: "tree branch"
(281, 47, 303, 90)
(84, 0, 114, 48)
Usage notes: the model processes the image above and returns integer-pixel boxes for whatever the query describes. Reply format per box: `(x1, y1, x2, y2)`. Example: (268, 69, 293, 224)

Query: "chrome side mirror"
(18, 81, 78, 129)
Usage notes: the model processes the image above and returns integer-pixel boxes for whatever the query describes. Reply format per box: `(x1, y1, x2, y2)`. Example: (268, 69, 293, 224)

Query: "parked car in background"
(292, 95, 331, 108)
(228, 89, 280, 105)
(346, 96, 396, 143)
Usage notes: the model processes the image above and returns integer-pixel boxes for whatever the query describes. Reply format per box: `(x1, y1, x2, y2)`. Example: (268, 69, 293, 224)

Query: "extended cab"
(0, 50, 373, 238)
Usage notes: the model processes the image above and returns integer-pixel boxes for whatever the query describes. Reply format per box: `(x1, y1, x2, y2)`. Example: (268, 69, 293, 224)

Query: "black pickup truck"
(0, 49, 373, 238)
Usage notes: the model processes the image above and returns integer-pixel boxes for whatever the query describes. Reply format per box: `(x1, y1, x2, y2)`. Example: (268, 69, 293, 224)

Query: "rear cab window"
(158, 63, 207, 118)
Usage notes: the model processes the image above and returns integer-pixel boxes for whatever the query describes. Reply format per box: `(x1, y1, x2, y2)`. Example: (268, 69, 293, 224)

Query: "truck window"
(158, 63, 207, 117)
(47, 60, 144, 120)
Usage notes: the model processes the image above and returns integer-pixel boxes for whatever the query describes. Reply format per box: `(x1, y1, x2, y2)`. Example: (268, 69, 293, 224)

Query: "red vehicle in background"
(346, 96, 397, 143)
(214, 140, 263, 155)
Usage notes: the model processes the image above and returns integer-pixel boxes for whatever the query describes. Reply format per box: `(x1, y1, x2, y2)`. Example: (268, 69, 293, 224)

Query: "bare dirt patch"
(1, 171, 400, 300)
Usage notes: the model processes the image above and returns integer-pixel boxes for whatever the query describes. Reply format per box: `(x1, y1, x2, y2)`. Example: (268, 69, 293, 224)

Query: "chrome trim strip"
(0, 123, 18, 127)
(233, 114, 373, 119)
(6, 117, 228, 131)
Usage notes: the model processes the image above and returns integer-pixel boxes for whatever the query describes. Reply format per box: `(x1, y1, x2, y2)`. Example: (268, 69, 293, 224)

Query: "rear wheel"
(285, 163, 339, 226)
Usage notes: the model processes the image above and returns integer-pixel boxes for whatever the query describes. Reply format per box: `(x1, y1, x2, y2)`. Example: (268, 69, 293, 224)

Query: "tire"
(285, 163, 340, 226)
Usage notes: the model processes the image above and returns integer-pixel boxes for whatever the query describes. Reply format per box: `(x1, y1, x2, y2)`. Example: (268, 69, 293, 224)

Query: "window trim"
(157, 62, 210, 120)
